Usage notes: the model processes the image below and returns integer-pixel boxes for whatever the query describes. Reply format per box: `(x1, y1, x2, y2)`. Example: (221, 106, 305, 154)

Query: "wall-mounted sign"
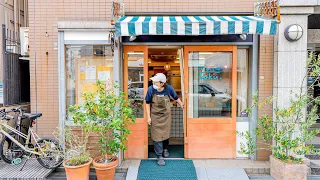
(199, 66, 223, 80)
(111, 0, 124, 25)
(254, 0, 280, 22)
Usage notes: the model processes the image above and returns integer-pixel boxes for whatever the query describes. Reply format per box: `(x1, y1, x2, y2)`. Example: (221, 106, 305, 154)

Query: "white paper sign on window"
(86, 66, 96, 80)
(98, 71, 110, 81)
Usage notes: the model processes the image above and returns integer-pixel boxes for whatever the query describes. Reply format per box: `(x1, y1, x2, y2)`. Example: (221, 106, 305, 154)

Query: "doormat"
(137, 160, 197, 180)
(148, 145, 184, 158)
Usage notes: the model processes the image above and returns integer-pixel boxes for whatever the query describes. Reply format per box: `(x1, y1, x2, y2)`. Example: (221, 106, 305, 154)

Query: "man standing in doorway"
(145, 73, 184, 166)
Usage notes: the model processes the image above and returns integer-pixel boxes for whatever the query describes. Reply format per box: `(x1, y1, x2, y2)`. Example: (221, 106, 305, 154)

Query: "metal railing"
(2, 24, 30, 106)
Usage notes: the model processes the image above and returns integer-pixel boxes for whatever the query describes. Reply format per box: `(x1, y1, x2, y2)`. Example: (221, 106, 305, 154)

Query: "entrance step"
(193, 159, 270, 174)
(310, 160, 320, 175)
(196, 168, 249, 180)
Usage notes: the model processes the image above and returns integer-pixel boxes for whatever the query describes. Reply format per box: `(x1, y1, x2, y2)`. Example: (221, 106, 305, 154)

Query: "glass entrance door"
(184, 46, 237, 159)
(123, 46, 148, 159)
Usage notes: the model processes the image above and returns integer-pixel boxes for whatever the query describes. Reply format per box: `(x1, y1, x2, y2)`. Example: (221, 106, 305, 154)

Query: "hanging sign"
(111, 0, 124, 25)
(199, 66, 223, 80)
(254, 0, 280, 22)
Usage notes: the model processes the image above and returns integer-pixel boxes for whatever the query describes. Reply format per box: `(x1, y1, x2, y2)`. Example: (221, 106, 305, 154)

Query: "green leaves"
(237, 52, 320, 164)
(68, 80, 136, 158)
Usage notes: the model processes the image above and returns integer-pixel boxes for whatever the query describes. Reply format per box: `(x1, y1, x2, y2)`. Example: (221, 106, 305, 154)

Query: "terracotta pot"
(93, 155, 118, 180)
(63, 158, 92, 180)
(270, 155, 309, 180)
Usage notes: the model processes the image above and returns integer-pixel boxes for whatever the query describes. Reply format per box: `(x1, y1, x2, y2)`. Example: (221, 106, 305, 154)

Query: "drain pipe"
(14, 0, 17, 39)
(33, 0, 38, 133)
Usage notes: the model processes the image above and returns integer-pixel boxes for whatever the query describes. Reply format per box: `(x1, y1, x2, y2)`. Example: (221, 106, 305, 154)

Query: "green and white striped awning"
(115, 16, 278, 37)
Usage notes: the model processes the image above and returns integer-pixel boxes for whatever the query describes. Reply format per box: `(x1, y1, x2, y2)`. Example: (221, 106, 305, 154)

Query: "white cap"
(150, 73, 166, 83)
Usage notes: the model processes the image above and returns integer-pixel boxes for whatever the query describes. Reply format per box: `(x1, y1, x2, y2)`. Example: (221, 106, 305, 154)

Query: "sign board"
(254, 0, 280, 22)
(111, 0, 124, 25)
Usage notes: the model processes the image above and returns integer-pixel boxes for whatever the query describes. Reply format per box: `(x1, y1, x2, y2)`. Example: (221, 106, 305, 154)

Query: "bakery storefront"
(114, 15, 278, 159)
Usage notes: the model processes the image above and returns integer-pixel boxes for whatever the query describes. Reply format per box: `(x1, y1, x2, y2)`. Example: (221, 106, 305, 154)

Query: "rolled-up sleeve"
(168, 85, 179, 100)
(145, 86, 153, 104)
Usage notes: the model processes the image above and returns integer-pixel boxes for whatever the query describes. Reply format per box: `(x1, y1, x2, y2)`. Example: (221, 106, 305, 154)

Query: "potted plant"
(69, 81, 136, 180)
(54, 126, 92, 180)
(237, 52, 320, 180)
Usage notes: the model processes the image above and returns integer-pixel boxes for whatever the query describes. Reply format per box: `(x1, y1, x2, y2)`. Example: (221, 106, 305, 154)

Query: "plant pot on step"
(63, 158, 93, 180)
(93, 156, 118, 180)
(270, 155, 309, 180)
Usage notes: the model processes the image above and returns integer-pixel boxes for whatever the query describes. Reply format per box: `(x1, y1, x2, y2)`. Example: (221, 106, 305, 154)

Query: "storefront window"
(237, 49, 249, 117)
(66, 45, 113, 111)
(188, 52, 232, 118)
(127, 51, 144, 118)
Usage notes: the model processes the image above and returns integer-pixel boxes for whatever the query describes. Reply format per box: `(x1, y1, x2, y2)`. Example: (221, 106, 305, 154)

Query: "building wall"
(28, 0, 112, 138)
(124, 0, 257, 13)
(0, 0, 27, 82)
(28, 0, 274, 160)
(257, 35, 274, 161)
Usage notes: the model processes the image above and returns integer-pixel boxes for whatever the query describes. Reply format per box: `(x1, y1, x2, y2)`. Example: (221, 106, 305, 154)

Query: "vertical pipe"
(250, 35, 259, 160)
(2, 25, 6, 106)
(33, 0, 38, 133)
(58, 31, 65, 151)
(14, 0, 17, 40)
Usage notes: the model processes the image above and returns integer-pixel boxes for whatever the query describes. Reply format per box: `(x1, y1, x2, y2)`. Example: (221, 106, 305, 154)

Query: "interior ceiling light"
(127, 52, 143, 55)
(199, 52, 213, 55)
(164, 63, 171, 71)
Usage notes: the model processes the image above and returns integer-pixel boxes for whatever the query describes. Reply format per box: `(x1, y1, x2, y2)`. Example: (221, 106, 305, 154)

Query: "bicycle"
(0, 107, 64, 170)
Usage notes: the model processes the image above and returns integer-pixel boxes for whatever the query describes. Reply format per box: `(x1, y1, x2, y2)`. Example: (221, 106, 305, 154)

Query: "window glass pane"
(127, 51, 144, 118)
(188, 52, 232, 118)
(237, 49, 249, 117)
(66, 45, 113, 118)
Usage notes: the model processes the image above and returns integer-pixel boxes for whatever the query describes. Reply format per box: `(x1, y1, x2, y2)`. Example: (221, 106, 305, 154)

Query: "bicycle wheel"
(36, 138, 64, 169)
(0, 132, 24, 163)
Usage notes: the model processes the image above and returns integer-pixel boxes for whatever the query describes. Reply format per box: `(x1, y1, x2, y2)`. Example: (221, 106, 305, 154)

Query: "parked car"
(189, 83, 232, 116)
(128, 81, 144, 99)
(196, 83, 231, 102)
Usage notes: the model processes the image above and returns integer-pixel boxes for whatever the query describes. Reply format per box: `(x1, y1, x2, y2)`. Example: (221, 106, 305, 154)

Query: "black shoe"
(157, 156, 165, 166)
(163, 149, 169, 158)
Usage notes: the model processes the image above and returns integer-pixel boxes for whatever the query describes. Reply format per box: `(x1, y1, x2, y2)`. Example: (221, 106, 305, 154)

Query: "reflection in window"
(127, 52, 144, 118)
(66, 45, 114, 115)
(188, 52, 232, 118)
(237, 49, 249, 117)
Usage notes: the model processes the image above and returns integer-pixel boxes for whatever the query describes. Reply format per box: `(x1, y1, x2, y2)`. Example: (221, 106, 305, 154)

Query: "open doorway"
(147, 46, 185, 158)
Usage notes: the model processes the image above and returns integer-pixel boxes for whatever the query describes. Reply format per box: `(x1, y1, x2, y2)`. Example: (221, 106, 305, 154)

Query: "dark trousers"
(154, 138, 169, 157)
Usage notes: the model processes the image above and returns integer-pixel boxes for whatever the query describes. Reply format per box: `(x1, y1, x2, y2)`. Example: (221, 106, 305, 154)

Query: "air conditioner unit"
(20, 27, 29, 56)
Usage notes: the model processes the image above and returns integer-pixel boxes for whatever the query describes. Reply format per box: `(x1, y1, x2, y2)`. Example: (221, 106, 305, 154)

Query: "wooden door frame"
(183, 46, 237, 159)
(123, 46, 149, 159)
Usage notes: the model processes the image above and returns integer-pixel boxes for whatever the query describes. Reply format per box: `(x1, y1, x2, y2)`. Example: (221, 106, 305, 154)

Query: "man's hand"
(180, 104, 185, 109)
(148, 118, 152, 125)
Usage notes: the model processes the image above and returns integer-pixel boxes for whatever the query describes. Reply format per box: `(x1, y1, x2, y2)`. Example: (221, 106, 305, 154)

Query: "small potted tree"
(56, 125, 92, 180)
(238, 52, 320, 180)
(70, 81, 136, 180)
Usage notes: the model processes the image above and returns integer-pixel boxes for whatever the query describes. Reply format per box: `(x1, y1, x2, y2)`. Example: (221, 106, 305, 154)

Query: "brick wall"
(28, 0, 112, 138)
(257, 35, 274, 161)
(124, 0, 256, 13)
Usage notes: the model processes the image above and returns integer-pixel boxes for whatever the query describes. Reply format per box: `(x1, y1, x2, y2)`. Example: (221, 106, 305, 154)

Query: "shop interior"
(147, 46, 185, 158)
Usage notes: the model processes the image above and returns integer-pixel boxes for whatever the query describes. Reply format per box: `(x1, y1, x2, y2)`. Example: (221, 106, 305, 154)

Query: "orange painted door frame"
(183, 46, 237, 159)
(123, 46, 148, 159)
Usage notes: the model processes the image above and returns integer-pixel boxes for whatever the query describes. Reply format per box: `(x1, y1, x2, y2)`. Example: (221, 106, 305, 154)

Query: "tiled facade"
(28, 0, 274, 160)
(258, 36, 274, 161)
